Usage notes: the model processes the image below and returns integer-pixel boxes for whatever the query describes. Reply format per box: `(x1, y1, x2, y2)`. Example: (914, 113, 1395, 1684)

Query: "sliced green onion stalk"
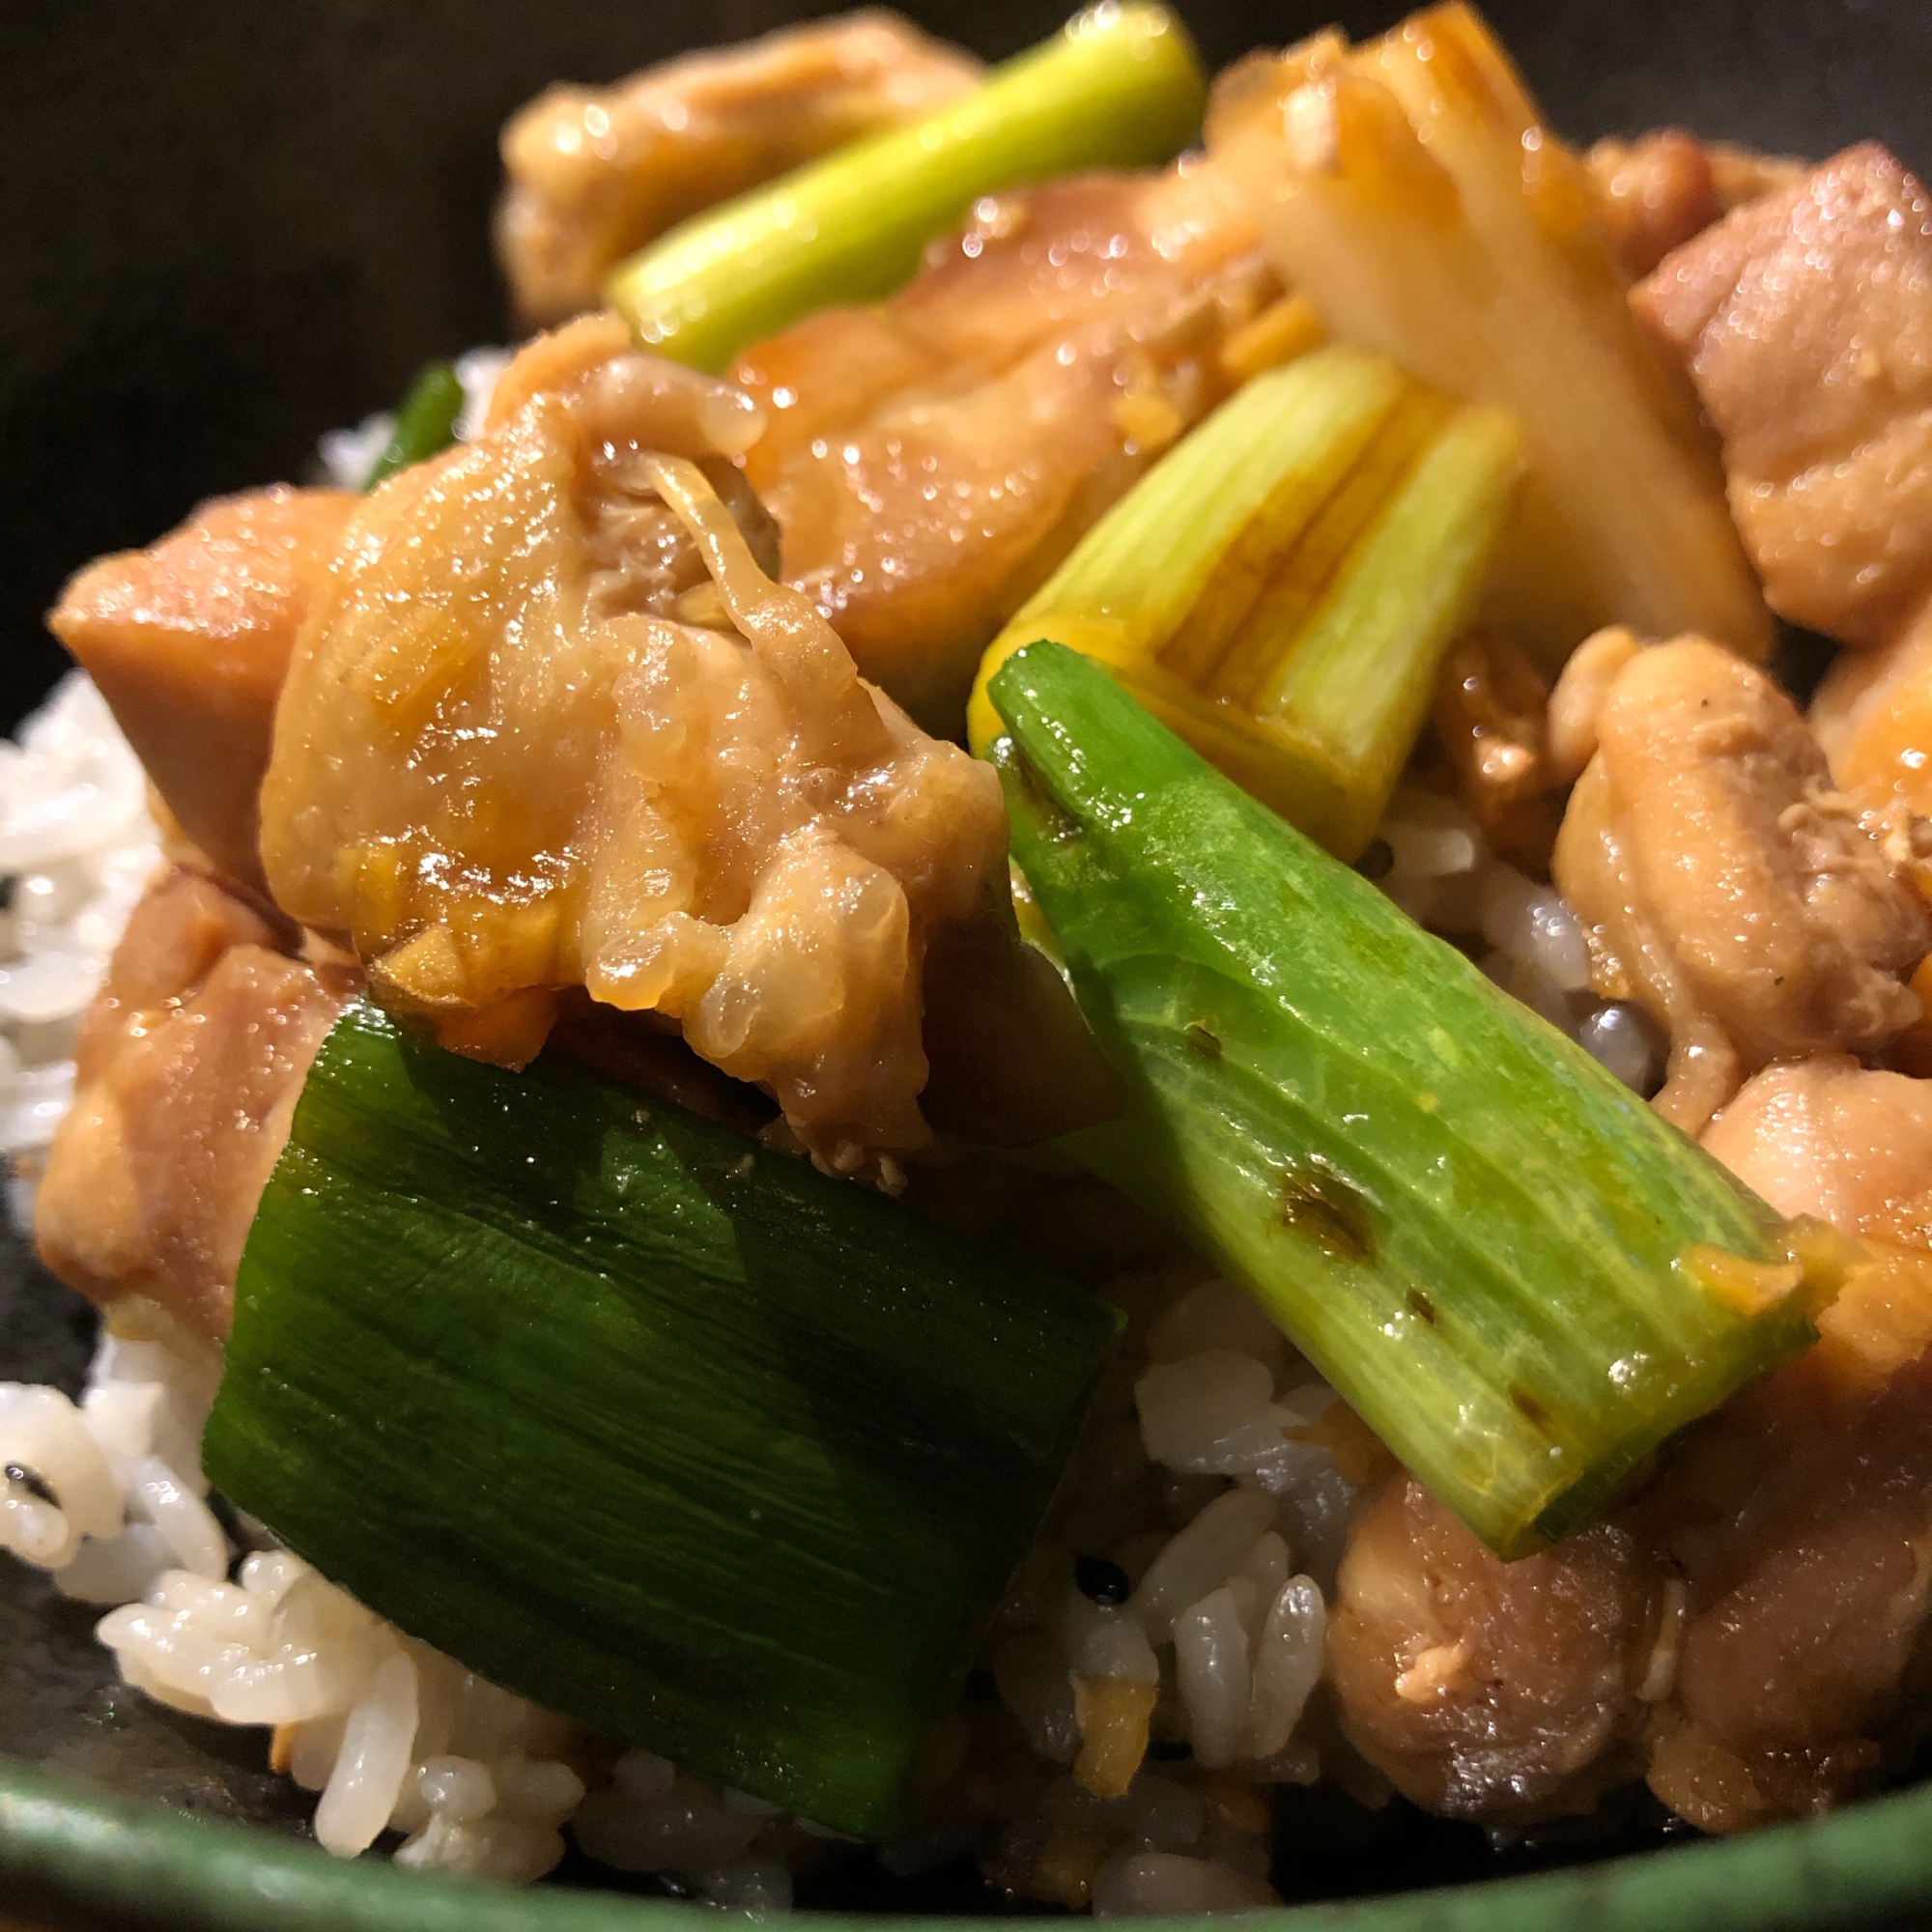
(606, 4, 1206, 372)
(203, 1002, 1121, 1835)
(968, 345, 1520, 861)
(983, 641, 1831, 1559)
(363, 361, 465, 490)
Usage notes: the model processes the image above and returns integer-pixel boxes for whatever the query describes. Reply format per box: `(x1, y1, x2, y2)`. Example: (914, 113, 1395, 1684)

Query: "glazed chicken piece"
(1325, 1479, 1655, 1824)
(1550, 636, 1926, 1131)
(1639, 1346, 1932, 1830)
(1336, 1334, 1932, 1834)
(35, 868, 349, 1347)
(46, 487, 356, 890)
(259, 315, 1009, 1172)
(1328, 1058, 1932, 1836)
(1811, 588, 1932, 830)
(1633, 144, 1932, 649)
(730, 160, 1278, 731)
(1703, 1056, 1932, 1255)
(1587, 130, 1803, 280)
(1642, 144, 1932, 825)
(1648, 1060, 1932, 1829)
(497, 12, 981, 327)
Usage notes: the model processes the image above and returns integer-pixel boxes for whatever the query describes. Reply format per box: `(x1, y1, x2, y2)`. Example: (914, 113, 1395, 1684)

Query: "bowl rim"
(7, 1755, 1932, 1932)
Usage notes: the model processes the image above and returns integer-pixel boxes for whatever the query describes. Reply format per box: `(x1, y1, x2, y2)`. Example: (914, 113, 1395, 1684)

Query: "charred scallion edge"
(363, 362, 464, 490)
(203, 1002, 1121, 1835)
(968, 345, 1520, 861)
(984, 641, 1827, 1558)
(606, 4, 1205, 372)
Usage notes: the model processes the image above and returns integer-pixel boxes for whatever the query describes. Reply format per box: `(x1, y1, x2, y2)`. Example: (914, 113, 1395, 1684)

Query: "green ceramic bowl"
(7, 0, 1932, 1927)
(10, 1758, 1932, 1931)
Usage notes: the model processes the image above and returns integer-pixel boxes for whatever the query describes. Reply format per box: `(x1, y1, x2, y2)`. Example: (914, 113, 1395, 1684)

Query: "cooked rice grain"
(0, 671, 161, 1222)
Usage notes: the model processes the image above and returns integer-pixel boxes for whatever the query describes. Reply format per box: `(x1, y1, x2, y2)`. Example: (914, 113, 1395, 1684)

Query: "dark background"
(3, 0, 1929, 730)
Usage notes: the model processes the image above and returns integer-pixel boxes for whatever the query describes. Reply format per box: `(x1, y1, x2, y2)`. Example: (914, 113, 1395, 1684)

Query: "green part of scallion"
(363, 362, 465, 490)
(606, 4, 1206, 373)
(984, 641, 1818, 1560)
(202, 1001, 1121, 1836)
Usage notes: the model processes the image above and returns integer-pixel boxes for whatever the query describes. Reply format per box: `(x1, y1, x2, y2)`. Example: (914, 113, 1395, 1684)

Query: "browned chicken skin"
(34, 869, 349, 1346)
(1550, 636, 1926, 1131)
(1634, 144, 1932, 651)
(731, 160, 1276, 731)
(497, 11, 981, 327)
(46, 487, 356, 891)
(1329, 1059, 1932, 1836)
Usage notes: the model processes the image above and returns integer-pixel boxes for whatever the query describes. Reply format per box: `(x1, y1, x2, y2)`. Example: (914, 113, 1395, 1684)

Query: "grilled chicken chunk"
(1641, 144, 1932, 827)
(1810, 571, 1932, 830)
(1651, 1061, 1932, 1830)
(259, 316, 1009, 1172)
(1641, 1347, 1932, 1831)
(1703, 1056, 1932, 1252)
(1634, 144, 1932, 649)
(1327, 1479, 1654, 1825)
(34, 869, 349, 1346)
(1587, 130, 1803, 280)
(497, 11, 981, 327)
(1329, 1057, 1932, 1836)
(46, 487, 356, 890)
(730, 160, 1277, 731)
(1550, 636, 1926, 1131)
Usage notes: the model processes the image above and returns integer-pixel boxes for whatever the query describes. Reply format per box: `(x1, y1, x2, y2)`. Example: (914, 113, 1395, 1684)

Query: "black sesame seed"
(1074, 1553, 1131, 1606)
(5, 1462, 56, 1506)
(1354, 838, 1395, 882)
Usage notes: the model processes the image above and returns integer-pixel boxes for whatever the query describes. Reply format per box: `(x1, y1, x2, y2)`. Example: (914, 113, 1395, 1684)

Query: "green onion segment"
(607, 5, 1207, 372)
(968, 345, 1521, 862)
(984, 641, 1820, 1559)
(204, 1002, 1121, 1835)
(363, 362, 465, 490)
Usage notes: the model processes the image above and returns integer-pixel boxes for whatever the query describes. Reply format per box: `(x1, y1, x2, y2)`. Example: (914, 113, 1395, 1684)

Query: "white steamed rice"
(0, 672, 161, 1228)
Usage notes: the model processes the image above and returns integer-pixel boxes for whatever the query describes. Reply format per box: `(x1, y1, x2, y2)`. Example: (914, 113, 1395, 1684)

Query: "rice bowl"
(8, 1, 1932, 1925)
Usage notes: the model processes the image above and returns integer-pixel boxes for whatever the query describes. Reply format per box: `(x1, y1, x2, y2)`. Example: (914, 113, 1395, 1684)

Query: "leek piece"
(983, 642, 1829, 1558)
(967, 345, 1520, 860)
(203, 1002, 1121, 1835)
(363, 362, 463, 490)
(1202, 4, 1769, 666)
(1253, 403, 1524, 832)
(606, 4, 1206, 372)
